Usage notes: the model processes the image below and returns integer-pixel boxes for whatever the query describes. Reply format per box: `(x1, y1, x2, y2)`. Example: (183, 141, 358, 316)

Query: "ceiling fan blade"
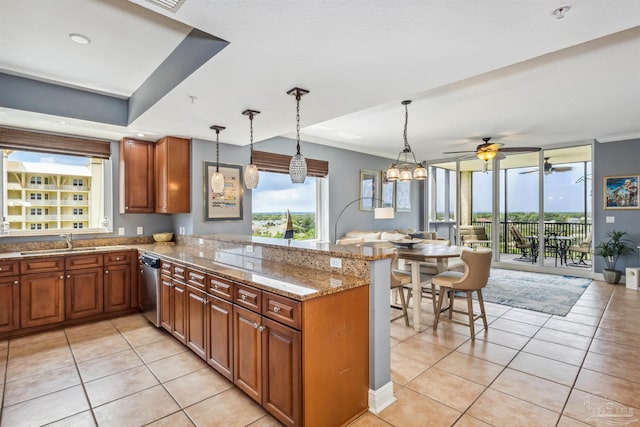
(552, 166, 574, 172)
(498, 147, 542, 153)
(442, 150, 476, 154)
(518, 169, 539, 174)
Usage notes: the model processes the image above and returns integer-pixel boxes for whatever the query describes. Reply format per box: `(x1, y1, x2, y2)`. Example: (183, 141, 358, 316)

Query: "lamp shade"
(413, 165, 427, 180)
(244, 164, 259, 189)
(386, 167, 400, 182)
(476, 150, 497, 162)
(399, 169, 412, 182)
(210, 172, 225, 194)
(289, 153, 307, 183)
(374, 207, 395, 219)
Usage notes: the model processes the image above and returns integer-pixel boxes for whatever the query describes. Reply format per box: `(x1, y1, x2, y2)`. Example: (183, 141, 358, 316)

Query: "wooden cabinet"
(160, 274, 173, 331)
(65, 267, 103, 319)
(20, 271, 65, 328)
(104, 251, 132, 313)
(155, 136, 191, 213)
(0, 276, 20, 333)
(233, 305, 263, 403)
(207, 294, 233, 380)
(186, 285, 207, 359)
(159, 260, 187, 344)
(172, 279, 187, 344)
(119, 138, 154, 213)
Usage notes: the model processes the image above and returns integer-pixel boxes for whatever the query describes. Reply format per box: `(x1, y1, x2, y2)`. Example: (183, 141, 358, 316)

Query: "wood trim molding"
(0, 127, 111, 159)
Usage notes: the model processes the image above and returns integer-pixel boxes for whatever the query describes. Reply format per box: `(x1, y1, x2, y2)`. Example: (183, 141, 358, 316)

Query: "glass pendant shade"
(386, 167, 400, 182)
(210, 172, 225, 194)
(399, 169, 412, 182)
(244, 164, 260, 189)
(413, 165, 427, 180)
(476, 150, 497, 162)
(289, 153, 307, 184)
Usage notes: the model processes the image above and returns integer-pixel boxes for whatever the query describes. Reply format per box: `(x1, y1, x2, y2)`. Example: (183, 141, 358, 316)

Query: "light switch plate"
(136, 226, 143, 235)
(246, 245, 254, 253)
(199, 238, 204, 245)
(330, 257, 342, 269)
(118, 227, 125, 236)
(606, 216, 615, 223)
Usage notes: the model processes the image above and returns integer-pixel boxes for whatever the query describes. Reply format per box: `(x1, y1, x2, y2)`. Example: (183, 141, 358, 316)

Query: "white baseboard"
(368, 381, 396, 414)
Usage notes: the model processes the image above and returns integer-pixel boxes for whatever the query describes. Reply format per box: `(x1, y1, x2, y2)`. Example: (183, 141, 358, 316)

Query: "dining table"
(394, 243, 465, 331)
(526, 235, 575, 266)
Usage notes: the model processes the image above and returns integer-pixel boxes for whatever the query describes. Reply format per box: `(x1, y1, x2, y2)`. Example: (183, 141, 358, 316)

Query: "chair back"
(390, 256, 409, 289)
(582, 230, 593, 246)
(450, 248, 492, 291)
(510, 225, 528, 246)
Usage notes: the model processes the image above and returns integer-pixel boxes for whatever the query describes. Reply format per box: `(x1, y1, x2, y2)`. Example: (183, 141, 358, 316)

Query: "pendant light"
(242, 109, 260, 190)
(387, 100, 427, 182)
(287, 87, 309, 183)
(209, 125, 226, 194)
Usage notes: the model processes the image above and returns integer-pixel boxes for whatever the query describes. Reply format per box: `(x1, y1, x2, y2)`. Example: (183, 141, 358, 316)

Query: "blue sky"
(252, 172, 316, 213)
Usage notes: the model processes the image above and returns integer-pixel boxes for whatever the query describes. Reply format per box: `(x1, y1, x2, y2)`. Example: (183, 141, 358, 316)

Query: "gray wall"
(176, 136, 424, 241)
(593, 138, 640, 272)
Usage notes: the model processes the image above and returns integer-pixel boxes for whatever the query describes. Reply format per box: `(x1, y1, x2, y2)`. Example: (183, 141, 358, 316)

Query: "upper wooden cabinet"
(119, 138, 155, 213)
(155, 136, 191, 213)
(119, 136, 191, 214)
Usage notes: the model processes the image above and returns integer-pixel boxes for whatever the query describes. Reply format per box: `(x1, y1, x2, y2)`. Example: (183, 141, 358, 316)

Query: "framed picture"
(204, 162, 244, 220)
(380, 171, 395, 209)
(396, 180, 411, 212)
(604, 175, 639, 209)
(359, 169, 378, 211)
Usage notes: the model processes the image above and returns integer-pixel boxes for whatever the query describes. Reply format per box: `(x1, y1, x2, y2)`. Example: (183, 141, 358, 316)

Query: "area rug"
(478, 268, 591, 316)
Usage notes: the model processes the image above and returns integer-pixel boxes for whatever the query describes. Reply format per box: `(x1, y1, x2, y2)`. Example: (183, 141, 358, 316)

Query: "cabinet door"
(21, 272, 65, 328)
(186, 286, 207, 360)
(155, 136, 190, 213)
(104, 264, 131, 312)
(0, 277, 20, 333)
(160, 275, 173, 332)
(233, 305, 262, 404)
(65, 267, 104, 319)
(207, 295, 233, 380)
(262, 318, 301, 427)
(119, 138, 154, 213)
(172, 280, 187, 344)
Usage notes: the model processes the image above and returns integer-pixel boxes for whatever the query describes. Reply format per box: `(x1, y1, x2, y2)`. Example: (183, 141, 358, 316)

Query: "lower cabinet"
(233, 305, 263, 403)
(186, 285, 207, 359)
(20, 272, 65, 328)
(104, 264, 131, 312)
(0, 277, 20, 333)
(172, 280, 187, 344)
(207, 294, 233, 380)
(65, 267, 104, 319)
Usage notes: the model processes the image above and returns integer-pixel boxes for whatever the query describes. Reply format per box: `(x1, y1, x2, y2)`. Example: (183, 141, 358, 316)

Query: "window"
(2, 149, 111, 235)
(251, 171, 327, 241)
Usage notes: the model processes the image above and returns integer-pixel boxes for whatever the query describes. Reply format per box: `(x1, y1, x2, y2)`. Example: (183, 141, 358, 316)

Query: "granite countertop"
(135, 243, 369, 301)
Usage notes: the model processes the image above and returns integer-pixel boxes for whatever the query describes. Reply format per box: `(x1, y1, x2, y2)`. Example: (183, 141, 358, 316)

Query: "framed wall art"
(395, 180, 411, 212)
(380, 170, 395, 209)
(359, 169, 379, 211)
(604, 175, 639, 209)
(204, 162, 244, 220)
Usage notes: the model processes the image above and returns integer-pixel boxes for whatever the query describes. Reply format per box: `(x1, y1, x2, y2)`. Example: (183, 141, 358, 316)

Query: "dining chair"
(431, 248, 492, 339)
(390, 256, 410, 326)
(568, 230, 593, 266)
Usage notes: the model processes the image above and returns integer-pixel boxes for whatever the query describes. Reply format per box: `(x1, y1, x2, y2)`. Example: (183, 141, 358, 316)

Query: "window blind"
(0, 127, 111, 159)
(252, 150, 328, 177)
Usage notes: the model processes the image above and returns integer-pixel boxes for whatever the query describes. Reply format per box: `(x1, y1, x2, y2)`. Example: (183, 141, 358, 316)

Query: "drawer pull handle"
(67, 274, 71, 278)
(253, 322, 259, 329)
(13, 281, 18, 285)
(241, 294, 247, 301)
(60, 275, 64, 279)
(116, 257, 120, 261)
(258, 326, 265, 333)
(105, 270, 109, 274)
(0, 268, 3, 271)
(273, 306, 280, 313)
(213, 284, 219, 289)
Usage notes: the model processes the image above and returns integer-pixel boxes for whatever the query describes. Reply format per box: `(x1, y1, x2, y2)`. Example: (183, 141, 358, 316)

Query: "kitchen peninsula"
(0, 234, 398, 426)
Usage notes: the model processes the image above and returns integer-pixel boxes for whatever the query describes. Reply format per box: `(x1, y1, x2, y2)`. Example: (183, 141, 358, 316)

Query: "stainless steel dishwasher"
(140, 253, 161, 327)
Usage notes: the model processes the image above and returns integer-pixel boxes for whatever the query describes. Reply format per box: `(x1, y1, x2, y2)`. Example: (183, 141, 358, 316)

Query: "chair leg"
(476, 289, 488, 331)
(433, 286, 446, 330)
(398, 287, 409, 327)
(430, 284, 437, 314)
(448, 289, 454, 320)
(466, 292, 475, 338)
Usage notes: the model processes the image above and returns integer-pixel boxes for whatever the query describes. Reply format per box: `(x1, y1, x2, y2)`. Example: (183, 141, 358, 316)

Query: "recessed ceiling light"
(137, 133, 145, 137)
(69, 33, 91, 45)
(552, 5, 571, 19)
(58, 120, 69, 125)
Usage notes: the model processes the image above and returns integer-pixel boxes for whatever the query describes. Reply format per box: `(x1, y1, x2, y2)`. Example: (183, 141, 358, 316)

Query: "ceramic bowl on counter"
(153, 232, 174, 242)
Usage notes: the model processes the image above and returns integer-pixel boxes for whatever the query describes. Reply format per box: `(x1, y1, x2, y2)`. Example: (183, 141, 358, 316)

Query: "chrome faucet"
(60, 233, 73, 250)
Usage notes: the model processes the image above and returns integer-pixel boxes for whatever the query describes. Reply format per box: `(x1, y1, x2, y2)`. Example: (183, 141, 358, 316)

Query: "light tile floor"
(1, 279, 638, 426)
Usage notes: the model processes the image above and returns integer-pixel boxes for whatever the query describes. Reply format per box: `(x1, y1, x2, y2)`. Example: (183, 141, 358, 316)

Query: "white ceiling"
(1, 0, 639, 163)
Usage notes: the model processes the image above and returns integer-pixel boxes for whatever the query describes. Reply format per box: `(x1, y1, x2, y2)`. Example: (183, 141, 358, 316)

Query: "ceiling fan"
(444, 137, 541, 161)
(519, 157, 574, 175)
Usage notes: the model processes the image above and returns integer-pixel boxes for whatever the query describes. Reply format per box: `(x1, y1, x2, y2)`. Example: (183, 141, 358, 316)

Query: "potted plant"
(594, 230, 635, 284)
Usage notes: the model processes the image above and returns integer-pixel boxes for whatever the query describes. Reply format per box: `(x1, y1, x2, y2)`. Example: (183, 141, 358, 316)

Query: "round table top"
(394, 243, 465, 261)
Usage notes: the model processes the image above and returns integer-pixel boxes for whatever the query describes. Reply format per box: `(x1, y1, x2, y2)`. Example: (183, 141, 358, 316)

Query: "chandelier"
(287, 87, 309, 183)
(242, 109, 260, 189)
(386, 100, 427, 182)
(209, 125, 226, 194)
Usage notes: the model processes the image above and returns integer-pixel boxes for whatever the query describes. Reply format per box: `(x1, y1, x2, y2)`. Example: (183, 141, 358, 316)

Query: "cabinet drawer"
(186, 268, 206, 290)
(21, 257, 65, 274)
(262, 292, 301, 330)
(173, 264, 187, 282)
(0, 261, 19, 277)
(65, 254, 104, 270)
(160, 261, 172, 276)
(235, 283, 262, 312)
(207, 274, 234, 301)
(105, 251, 132, 265)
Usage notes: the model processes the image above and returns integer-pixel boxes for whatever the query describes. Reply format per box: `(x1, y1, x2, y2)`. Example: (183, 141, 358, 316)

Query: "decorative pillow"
(381, 232, 409, 241)
(336, 237, 365, 245)
(345, 231, 382, 240)
(394, 228, 417, 235)
(409, 232, 426, 239)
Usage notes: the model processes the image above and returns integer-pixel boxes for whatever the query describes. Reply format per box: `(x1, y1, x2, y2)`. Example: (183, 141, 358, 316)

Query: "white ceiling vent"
(145, 0, 186, 12)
